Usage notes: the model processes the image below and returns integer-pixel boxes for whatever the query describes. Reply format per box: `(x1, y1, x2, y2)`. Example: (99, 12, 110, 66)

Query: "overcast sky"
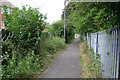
(8, 0, 64, 24)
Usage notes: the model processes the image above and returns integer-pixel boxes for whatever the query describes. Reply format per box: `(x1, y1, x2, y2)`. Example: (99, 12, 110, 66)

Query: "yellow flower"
(5, 52, 8, 54)
(7, 55, 9, 57)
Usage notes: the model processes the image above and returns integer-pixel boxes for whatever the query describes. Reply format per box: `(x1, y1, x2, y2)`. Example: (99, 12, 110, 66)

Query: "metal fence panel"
(91, 33, 97, 55)
(98, 31, 112, 78)
(86, 28, 120, 78)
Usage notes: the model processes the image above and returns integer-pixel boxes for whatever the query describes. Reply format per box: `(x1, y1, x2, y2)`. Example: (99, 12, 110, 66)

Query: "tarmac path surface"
(41, 38, 81, 78)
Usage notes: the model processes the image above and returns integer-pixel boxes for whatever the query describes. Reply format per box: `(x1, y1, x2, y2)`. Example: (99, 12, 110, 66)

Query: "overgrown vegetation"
(2, 5, 66, 78)
(63, 2, 120, 78)
(45, 20, 75, 43)
(2, 5, 46, 53)
(62, 2, 120, 35)
(2, 36, 66, 78)
(79, 38, 102, 78)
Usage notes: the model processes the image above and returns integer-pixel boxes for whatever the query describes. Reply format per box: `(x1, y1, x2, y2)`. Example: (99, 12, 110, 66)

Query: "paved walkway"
(41, 38, 81, 78)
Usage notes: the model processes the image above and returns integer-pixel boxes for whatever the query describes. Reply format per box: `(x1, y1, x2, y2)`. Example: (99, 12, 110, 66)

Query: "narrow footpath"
(41, 38, 81, 78)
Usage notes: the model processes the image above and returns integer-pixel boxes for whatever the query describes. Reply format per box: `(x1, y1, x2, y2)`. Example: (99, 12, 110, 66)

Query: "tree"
(63, 2, 120, 35)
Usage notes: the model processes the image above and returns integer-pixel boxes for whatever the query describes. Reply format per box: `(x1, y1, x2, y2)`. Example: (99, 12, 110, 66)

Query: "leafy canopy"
(63, 2, 120, 35)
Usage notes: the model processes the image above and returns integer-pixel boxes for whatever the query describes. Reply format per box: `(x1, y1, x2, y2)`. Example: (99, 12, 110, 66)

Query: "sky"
(8, 0, 65, 24)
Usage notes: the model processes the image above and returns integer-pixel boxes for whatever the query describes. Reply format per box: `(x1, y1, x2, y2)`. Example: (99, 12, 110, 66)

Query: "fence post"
(110, 30, 113, 78)
(96, 33, 98, 54)
(113, 28, 116, 78)
(112, 30, 114, 78)
(118, 26, 120, 79)
(115, 28, 119, 78)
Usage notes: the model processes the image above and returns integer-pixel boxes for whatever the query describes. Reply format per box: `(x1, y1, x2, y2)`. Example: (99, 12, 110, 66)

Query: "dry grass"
(79, 41, 101, 78)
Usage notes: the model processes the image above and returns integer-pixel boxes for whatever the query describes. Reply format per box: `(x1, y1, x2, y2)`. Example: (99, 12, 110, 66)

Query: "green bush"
(41, 36, 66, 54)
(3, 5, 46, 53)
(2, 5, 47, 78)
(2, 36, 66, 78)
(2, 5, 66, 79)
(65, 27, 75, 43)
(46, 20, 75, 43)
(2, 50, 47, 78)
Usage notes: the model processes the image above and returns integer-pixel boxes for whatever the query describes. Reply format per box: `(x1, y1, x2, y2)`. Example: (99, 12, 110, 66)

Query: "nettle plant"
(3, 5, 47, 54)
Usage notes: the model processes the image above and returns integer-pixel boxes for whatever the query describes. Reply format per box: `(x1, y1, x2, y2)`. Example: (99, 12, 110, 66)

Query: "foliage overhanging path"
(41, 38, 81, 78)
